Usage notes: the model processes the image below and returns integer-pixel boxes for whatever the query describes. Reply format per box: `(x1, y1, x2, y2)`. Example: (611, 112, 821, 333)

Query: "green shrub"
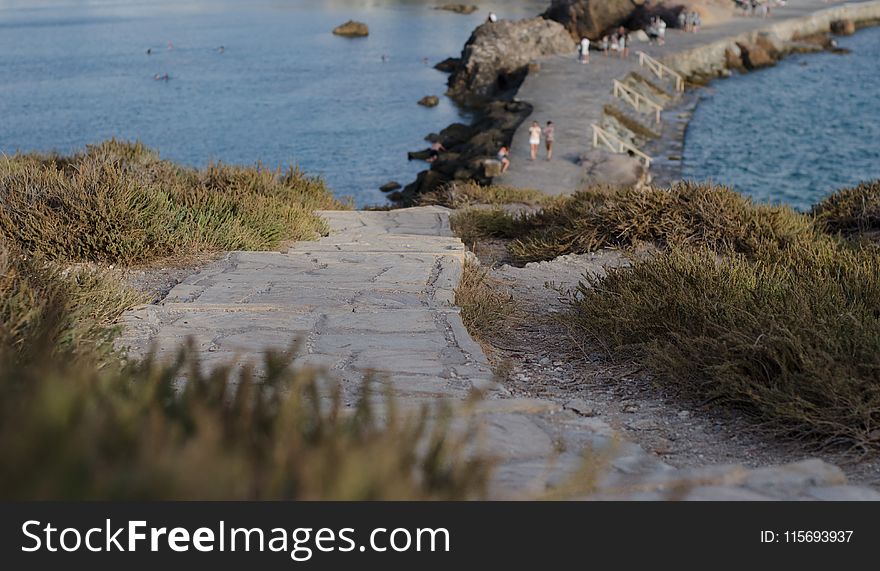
(0, 140, 345, 265)
(571, 240, 880, 448)
(813, 180, 880, 237)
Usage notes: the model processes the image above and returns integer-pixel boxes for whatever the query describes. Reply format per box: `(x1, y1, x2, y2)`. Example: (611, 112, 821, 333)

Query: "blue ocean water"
(0, 0, 542, 206)
(682, 26, 880, 211)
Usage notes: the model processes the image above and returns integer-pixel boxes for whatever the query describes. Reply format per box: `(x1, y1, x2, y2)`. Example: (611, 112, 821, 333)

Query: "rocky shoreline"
(648, 11, 880, 187)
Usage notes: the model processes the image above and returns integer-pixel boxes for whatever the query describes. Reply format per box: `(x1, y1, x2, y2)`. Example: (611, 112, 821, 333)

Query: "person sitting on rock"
(497, 146, 510, 174)
(487, 12, 498, 23)
(427, 141, 446, 163)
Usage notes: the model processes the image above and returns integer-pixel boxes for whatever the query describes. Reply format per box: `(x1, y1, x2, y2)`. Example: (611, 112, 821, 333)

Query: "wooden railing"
(612, 79, 663, 124)
(591, 124, 652, 169)
(636, 51, 684, 92)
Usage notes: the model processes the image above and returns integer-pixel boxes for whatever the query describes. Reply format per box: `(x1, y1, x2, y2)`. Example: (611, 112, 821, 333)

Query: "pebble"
(622, 404, 640, 413)
(678, 410, 691, 419)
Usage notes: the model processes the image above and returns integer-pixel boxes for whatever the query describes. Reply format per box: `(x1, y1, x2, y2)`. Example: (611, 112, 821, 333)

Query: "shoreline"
(494, 0, 880, 196)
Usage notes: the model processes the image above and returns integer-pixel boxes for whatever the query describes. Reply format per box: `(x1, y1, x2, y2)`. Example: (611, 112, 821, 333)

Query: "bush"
(0, 239, 140, 363)
(813, 180, 880, 237)
(508, 182, 814, 263)
(454, 260, 516, 342)
(418, 182, 550, 208)
(0, 140, 345, 265)
(571, 240, 880, 448)
(0, 340, 490, 500)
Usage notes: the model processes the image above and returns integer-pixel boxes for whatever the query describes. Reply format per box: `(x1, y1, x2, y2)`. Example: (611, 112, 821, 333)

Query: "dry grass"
(0, 338, 490, 500)
(507, 182, 814, 263)
(418, 181, 551, 208)
(454, 260, 517, 343)
(0, 140, 345, 265)
(813, 180, 880, 238)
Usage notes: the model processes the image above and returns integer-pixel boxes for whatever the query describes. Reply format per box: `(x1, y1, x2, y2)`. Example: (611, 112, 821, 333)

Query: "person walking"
(543, 121, 555, 161)
(528, 121, 542, 160)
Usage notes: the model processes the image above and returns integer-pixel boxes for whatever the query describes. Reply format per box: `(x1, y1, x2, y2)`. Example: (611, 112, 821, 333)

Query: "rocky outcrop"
(392, 100, 533, 203)
(379, 181, 401, 193)
(830, 19, 856, 35)
(434, 57, 461, 73)
(418, 95, 440, 107)
(332, 21, 369, 37)
(543, 0, 645, 40)
(446, 18, 575, 104)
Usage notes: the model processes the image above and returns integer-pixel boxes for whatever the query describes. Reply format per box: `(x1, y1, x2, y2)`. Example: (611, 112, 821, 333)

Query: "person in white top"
(579, 37, 590, 64)
(528, 121, 542, 160)
(487, 12, 498, 23)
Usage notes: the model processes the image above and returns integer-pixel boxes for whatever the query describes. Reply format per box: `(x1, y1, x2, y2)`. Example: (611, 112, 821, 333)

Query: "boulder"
(418, 95, 440, 107)
(543, 0, 645, 41)
(447, 17, 575, 103)
(830, 19, 856, 36)
(736, 41, 775, 70)
(436, 4, 479, 15)
(379, 181, 402, 192)
(434, 57, 461, 73)
(332, 20, 369, 37)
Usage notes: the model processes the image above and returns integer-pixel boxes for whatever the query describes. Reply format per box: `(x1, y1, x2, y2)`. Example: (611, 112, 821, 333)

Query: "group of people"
(492, 120, 555, 175)
(645, 15, 668, 45)
(585, 27, 632, 61)
(678, 10, 702, 32)
(735, 0, 783, 18)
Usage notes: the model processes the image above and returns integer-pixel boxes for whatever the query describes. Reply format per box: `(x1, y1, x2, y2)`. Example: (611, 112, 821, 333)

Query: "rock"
(379, 181, 401, 192)
(407, 149, 433, 161)
(736, 41, 775, 70)
(564, 399, 598, 417)
(447, 17, 575, 103)
(434, 57, 461, 73)
(543, 0, 645, 41)
(332, 20, 369, 37)
(418, 95, 440, 107)
(830, 19, 856, 36)
(724, 46, 746, 72)
(436, 4, 478, 15)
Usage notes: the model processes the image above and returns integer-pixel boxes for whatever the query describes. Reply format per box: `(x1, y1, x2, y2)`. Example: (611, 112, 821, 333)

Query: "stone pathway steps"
(119, 208, 880, 500)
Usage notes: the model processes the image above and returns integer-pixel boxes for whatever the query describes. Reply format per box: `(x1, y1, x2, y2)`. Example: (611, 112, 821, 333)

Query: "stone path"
(119, 207, 880, 500)
(499, 0, 880, 195)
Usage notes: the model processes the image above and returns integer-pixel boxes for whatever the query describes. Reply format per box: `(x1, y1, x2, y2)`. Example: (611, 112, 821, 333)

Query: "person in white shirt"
(528, 121, 542, 160)
(487, 12, 498, 23)
(579, 37, 590, 64)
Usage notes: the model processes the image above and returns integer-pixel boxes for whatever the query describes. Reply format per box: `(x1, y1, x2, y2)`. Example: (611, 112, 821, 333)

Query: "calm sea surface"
(683, 25, 880, 211)
(0, 0, 543, 206)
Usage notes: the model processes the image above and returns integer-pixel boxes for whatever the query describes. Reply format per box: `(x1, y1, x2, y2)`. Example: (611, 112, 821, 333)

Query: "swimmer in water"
(218, 46, 225, 53)
(146, 48, 152, 55)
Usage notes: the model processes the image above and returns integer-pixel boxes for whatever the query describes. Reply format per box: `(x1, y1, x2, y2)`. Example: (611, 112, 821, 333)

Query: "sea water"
(683, 25, 880, 211)
(0, 0, 544, 206)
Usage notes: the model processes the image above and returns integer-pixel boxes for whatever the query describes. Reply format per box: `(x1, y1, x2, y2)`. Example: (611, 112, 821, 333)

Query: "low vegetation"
(0, 140, 344, 265)
(813, 179, 880, 238)
(418, 181, 550, 209)
(452, 180, 880, 450)
(454, 260, 516, 342)
(0, 338, 490, 499)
